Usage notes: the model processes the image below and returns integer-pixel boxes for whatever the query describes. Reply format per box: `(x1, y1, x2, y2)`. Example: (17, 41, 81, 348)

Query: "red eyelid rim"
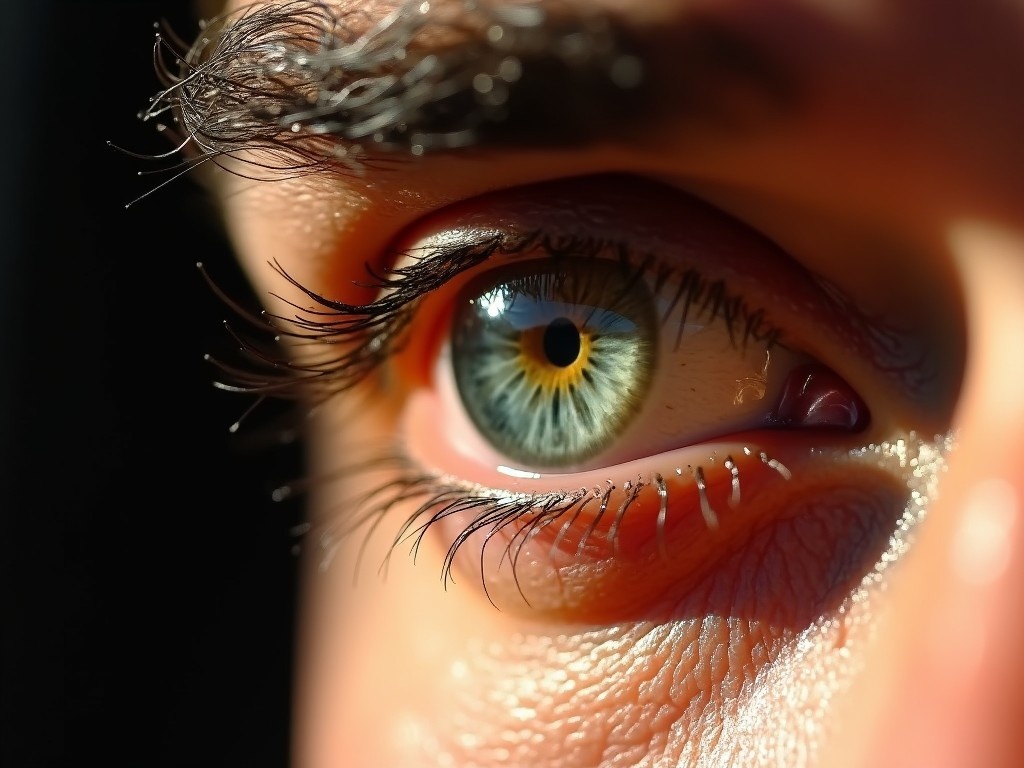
(503, 448, 797, 565)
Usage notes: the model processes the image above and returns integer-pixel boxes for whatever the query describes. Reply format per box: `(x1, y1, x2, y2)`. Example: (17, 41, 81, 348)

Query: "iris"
(451, 259, 658, 469)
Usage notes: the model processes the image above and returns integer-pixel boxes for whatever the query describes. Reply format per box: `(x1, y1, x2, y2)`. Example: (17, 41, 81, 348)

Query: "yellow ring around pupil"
(517, 324, 594, 390)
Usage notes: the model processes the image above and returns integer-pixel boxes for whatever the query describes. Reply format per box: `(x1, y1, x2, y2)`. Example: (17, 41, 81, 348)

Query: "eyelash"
(286, 443, 800, 604)
(210, 226, 791, 589)
(206, 228, 784, 405)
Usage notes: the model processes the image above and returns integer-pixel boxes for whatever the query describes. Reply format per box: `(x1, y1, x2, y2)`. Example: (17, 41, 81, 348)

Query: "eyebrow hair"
(143, 0, 799, 174)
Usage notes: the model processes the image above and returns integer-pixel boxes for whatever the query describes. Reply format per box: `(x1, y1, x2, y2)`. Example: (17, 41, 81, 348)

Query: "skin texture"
(197, 0, 1024, 765)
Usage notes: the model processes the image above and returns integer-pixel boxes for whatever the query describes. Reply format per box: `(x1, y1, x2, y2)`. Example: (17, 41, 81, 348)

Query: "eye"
(445, 254, 866, 473)
(300, 174, 937, 618)
(450, 257, 663, 470)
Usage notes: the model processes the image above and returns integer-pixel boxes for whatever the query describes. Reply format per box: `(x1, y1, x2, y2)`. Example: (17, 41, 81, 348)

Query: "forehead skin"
(206, 1, 1024, 767)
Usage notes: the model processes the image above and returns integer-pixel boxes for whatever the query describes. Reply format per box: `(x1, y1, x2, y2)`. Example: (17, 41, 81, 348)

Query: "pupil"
(543, 317, 581, 368)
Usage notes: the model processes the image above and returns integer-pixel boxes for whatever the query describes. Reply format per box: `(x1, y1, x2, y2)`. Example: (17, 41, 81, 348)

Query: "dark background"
(2, 2, 302, 766)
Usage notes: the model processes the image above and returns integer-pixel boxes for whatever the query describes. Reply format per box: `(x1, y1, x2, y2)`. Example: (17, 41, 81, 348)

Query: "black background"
(3, 2, 302, 766)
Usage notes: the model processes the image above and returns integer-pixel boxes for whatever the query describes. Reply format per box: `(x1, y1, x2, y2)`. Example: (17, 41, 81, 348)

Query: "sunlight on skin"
(194, 1, 1024, 765)
(822, 225, 1024, 768)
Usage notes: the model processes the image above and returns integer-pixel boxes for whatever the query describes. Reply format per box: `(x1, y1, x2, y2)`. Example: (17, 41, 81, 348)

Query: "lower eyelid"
(398, 384, 935, 618)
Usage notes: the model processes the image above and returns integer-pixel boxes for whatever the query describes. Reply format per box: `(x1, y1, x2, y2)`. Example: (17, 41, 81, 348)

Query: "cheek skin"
(294, 396, 911, 768)
(819, 225, 1024, 768)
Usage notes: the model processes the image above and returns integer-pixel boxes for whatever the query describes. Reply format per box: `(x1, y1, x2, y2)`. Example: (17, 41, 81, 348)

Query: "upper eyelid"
(205, 164, 944, 444)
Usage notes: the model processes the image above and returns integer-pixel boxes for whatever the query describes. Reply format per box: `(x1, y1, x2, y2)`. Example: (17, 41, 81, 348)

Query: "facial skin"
(174, 0, 1024, 765)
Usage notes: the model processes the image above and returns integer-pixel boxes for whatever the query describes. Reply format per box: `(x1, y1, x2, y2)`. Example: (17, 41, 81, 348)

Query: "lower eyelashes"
(306, 401, 949, 620)
(390, 373, 948, 616)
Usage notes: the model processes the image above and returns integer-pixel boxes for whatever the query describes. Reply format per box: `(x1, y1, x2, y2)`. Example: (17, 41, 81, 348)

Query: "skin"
(202, 0, 1024, 765)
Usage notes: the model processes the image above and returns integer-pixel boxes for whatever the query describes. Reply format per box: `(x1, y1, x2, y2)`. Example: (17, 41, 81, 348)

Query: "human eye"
(236, 172, 946, 624)
(154, 1, 984, 765)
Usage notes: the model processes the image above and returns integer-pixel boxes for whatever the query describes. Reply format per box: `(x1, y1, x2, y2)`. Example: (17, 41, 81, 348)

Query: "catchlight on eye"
(451, 258, 658, 469)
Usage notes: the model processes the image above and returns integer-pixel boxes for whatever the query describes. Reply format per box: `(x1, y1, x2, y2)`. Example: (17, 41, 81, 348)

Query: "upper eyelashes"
(204, 229, 514, 401)
(203, 227, 786, 411)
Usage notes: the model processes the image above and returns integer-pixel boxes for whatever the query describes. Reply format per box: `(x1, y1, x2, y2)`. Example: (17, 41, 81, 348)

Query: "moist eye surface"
(451, 257, 658, 468)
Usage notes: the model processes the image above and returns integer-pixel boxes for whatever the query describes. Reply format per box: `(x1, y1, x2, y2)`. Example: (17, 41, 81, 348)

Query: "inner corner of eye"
(401, 254, 871, 476)
(765, 359, 871, 434)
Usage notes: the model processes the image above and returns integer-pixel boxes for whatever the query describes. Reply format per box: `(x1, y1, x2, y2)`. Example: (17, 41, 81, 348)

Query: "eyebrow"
(145, 0, 800, 171)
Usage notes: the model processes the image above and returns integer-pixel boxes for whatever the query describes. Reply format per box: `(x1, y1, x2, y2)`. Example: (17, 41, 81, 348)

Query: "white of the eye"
(432, 299, 806, 474)
(590, 312, 805, 469)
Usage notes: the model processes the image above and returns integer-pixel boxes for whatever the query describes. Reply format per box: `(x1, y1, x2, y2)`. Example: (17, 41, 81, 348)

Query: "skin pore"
(170, 0, 1024, 765)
